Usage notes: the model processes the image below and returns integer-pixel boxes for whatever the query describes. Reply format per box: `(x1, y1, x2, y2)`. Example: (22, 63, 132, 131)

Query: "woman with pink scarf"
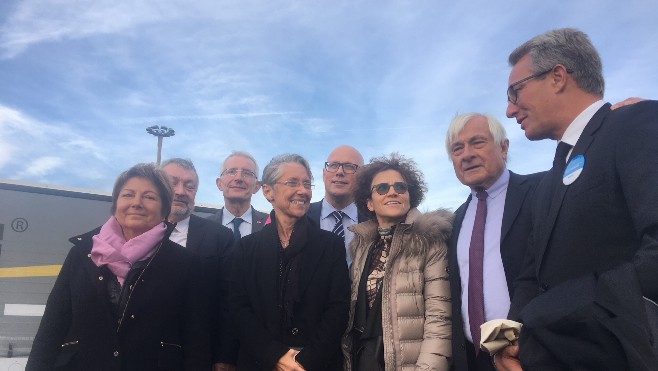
(27, 163, 210, 371)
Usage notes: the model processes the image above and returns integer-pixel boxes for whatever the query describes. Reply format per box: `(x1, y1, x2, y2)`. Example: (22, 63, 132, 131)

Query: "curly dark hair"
(354, 153, 427, 219)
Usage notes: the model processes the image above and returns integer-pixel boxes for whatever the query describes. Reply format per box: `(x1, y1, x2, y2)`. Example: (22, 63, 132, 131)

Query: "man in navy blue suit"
(445, 113, 543, 371)
(307, 145, 368, 266)
(208, 151, 269, 238)
(496, 28, 658, 370)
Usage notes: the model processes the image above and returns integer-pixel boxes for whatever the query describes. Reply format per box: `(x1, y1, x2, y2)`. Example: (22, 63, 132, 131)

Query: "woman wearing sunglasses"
(342, 153, 453, 371)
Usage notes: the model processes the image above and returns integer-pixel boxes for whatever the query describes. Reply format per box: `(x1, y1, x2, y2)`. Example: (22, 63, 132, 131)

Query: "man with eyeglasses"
(444, 114, 544, 371)
(208, 151, 269, 239)
(494, 28, 658, 370)
(161, 158, 237, 371)
(307, 145, 368, 266)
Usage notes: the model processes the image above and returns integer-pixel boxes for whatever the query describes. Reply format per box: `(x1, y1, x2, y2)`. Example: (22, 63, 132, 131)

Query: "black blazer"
(510, 102, 658, 367)
(306, 199, 369, 226)
(186, 214, 236, 364)
(229, 214, 350, 370)
(449, 171, 544, 371)
(27, 226, 210, 371)
(517, 262, 658, 370)
(207, 207, 269, 234)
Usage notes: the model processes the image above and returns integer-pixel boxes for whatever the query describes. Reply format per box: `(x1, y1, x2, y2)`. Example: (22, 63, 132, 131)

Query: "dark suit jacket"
(306, 199, 369, 226)
(510, 101, 658, 368)
(207, 206, 269, 234)
(229, 213, 350, 370)
(186, 214, 236, 364)
(27, 226, 210, 371)
(518, 262, 658, 370)
(449, 171, 544, 371)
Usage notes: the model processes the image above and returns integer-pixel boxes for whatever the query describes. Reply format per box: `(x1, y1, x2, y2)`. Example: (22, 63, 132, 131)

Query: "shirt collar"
(471, 169, 509, 200)
(560, 100, 606, 146)
(174, 215, 190, 234)
(222, 207, 253, 226)
(321, 198, 358, 222)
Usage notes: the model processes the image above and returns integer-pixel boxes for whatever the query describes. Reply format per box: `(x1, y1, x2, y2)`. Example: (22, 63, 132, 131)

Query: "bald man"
(307, 145, 369, 266)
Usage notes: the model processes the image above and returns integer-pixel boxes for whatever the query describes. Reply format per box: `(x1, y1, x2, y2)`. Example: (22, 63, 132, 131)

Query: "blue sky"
(1, 0, 657, 212)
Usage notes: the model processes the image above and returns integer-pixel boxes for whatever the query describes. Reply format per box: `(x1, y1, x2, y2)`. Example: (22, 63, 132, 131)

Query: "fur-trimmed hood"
(348, 207, 453, 258)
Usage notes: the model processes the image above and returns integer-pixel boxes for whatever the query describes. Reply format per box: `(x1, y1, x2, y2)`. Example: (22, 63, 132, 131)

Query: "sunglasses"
(371, 182, 409, 195)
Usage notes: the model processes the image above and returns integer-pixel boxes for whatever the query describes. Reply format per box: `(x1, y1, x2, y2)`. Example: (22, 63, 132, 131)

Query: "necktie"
(330, 211, 346, 239)
(549, 142, 573, 201)
(553, 141, 573, 170)
(468, 190, 488, 353)
(232, 217, 244, 241)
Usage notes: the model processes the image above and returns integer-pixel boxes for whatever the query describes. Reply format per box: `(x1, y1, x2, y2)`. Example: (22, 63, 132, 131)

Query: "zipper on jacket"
(116, 242, 163, 331)
(61, 340, 79, 347)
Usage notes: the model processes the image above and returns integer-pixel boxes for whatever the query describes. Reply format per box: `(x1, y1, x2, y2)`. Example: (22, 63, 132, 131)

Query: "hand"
(274, 349, 305, 371)
(493, 343, 522, 371)
(213, 363, 236, 371)
(611, 97, 646, 110)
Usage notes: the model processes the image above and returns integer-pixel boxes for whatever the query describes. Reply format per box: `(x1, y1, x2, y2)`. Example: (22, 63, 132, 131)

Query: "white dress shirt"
(319, 199, 358, 267)
(560, 100, 606, 161)
(169, 215, 190, 247)
(221, 207, 254, 237)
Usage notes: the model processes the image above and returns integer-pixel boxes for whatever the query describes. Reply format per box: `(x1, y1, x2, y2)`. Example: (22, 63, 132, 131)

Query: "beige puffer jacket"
(342, 208, 453, 371)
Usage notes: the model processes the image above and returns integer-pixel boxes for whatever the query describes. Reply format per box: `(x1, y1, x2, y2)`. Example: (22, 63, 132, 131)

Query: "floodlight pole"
(146, 125, 176, 165)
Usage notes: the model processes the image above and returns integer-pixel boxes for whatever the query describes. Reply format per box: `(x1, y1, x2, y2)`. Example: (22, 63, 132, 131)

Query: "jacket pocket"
(565, 174, 604, 198)
(158, 341, 184, 370)
(54, 340, 79, 369)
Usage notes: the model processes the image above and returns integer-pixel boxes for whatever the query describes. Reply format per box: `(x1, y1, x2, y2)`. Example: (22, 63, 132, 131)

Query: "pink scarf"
(91, 216, 167, 286)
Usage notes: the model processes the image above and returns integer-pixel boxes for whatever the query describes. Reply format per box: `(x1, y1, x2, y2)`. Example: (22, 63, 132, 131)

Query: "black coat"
(26, 225, 210, 371)
(186, 214, 236, 364)
(229, 213, 350, 370)
(510, 101, 658, 369)
(449, 171, 544, 371)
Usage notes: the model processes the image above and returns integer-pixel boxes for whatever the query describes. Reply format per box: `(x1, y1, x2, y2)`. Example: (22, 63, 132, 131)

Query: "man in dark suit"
(445, 113, 544, 371)
(496, 28, 658, 370)
(207, 151, 269, 238)
(161, 158, 237, 371)
(307, 145, 368, 266)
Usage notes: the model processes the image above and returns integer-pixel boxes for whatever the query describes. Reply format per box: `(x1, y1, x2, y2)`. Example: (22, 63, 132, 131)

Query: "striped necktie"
(330, 211, 346, 239)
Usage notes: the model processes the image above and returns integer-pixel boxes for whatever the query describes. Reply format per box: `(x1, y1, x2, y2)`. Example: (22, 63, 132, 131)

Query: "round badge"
(563, 155, 585, 185)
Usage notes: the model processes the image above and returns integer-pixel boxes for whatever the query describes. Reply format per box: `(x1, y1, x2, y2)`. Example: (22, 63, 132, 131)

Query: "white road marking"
(3, 304, 45, 317)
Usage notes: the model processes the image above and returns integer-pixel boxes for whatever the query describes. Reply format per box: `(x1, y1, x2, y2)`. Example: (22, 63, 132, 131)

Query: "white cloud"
(0, 140, 14, 169)
(0, 104, 108, 182)
(0, 0, 187, 58)
(132, 111, 298, 123)
(15, 156, 64, 178)
(0, 105, 42, 168)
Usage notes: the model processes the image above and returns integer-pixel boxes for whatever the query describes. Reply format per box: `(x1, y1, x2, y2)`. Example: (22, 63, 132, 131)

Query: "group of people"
(25, 27, 657, 371)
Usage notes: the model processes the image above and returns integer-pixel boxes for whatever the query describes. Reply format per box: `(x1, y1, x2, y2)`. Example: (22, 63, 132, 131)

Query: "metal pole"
(157, 136, 163, 165)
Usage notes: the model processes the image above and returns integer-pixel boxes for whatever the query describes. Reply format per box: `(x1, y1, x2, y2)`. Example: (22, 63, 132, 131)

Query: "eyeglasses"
(276, 179, 315, 190)
(220, 168, 257, 179)
(371, 182, 409, 195)
(324, 162, 359, 174)
(506, 69, 552, 104)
